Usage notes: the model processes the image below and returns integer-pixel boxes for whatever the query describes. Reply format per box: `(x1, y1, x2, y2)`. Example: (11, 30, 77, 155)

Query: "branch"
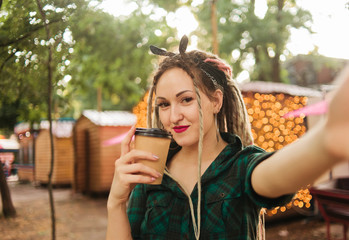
(0, 18, 61, 47)
(0, 51, 17, 73)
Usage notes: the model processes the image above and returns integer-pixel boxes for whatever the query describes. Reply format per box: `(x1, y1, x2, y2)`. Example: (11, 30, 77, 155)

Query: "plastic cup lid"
(135, 128, 172, 139)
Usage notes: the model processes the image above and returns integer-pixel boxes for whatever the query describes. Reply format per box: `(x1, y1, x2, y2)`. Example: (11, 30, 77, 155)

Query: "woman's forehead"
(156, 68, 195, 92)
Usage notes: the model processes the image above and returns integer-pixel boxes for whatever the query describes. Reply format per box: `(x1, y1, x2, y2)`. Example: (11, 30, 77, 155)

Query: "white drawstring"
(164, 168, 201, 240)
(257, 208, 266, 240)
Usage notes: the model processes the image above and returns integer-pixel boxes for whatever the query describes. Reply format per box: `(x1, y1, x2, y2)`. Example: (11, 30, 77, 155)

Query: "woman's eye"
(182, 97, 193, 103)
(157, 102, 169, 108)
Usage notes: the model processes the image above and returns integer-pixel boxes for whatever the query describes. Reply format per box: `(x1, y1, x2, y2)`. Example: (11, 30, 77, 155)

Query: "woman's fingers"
(121, 125, 136, 156)
(122, 174, 158, 184)
(119, 162, 162, 179)
(117, 149, 159, 165)
(114, 162, 162, 188)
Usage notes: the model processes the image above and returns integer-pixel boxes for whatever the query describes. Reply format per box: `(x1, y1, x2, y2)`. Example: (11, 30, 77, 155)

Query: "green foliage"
(0, 0, 176, 132)
(0, 0, 316, 133)
(149, 0, 313, 83)
(67, 4, 176, 113)
(0, 0, 83, 130)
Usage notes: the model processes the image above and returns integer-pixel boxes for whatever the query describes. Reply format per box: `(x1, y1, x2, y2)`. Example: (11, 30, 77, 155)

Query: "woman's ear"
(212, 89, 223, 113)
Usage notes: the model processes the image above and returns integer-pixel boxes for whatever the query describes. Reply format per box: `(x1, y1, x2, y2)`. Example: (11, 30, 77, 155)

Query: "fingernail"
(151, 177, 156, 181)
(157, 172, 162, 177)
(152, 154, 159, 159)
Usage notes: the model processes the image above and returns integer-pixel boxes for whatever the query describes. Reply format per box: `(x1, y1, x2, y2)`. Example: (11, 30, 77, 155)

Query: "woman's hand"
(107, 126, 162, 207)
(324, 64, 349, 160)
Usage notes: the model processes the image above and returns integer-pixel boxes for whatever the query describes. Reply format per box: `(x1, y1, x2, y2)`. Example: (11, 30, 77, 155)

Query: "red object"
(173, 125, 189, 133)
(310, 178, 349, 240)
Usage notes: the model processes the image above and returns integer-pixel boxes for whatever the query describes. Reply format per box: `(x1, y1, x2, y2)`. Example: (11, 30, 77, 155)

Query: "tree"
(148, 0, 312, 83)
(35, 0, 57, 239)
(0, 161, 16, 218)
(0, 0, 176, 132)
(0, 0, 97, 131)
(66, 3, 177, 113)
(0, 1, 90, 238)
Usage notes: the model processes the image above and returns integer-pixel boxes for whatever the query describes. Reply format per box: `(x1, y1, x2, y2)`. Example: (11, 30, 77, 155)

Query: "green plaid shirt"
(127, 133, 293, 239)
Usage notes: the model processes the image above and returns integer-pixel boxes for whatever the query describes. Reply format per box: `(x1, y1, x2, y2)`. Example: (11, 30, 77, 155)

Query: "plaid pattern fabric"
(127, 133, 293, 240)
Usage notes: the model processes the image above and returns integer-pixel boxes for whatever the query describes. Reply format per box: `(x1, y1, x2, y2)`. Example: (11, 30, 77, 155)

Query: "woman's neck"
(179, 129, 227, 164)
(166, 130, 228, 194)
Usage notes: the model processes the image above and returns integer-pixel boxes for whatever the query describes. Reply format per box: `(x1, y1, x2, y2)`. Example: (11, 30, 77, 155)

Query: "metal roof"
(14, 122, 30, 135)
(239, 81, 323, 97)
(40, 120, 75, 138)
(0, 139, 19, 150)
(82, 110, 137, 127)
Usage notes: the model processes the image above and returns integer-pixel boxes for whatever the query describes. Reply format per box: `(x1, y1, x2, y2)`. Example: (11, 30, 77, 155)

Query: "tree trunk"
(272, 0, 284, 83)
(36, 1, 56, 239)
(253, 46, 267, 82)
(210, 0, 219, 55)
(0, 162, 16, 218)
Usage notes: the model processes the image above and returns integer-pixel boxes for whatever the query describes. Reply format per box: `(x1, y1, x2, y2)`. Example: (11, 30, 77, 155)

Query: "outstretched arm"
(251, 64, 349, 198)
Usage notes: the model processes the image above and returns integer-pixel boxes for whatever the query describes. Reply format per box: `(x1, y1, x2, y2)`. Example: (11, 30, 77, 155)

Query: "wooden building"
(14, 122, 36, 182)
(73, 110, 136, 194)
(35, 119, 75, 185)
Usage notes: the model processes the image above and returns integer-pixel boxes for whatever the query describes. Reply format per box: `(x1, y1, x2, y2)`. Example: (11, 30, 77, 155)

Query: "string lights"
(133, 90, 313, 216)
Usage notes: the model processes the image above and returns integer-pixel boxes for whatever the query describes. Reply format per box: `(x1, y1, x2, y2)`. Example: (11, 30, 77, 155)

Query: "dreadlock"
(146, 35, 255, 240)
(147, 36, 253, 146)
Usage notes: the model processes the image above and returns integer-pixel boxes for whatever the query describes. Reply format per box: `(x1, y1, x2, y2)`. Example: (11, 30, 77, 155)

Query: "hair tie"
(179, 35, 189, 59)
(149, 45, 175, 57)
(204, 58, 232, 79)
(149, 35, 189, 59)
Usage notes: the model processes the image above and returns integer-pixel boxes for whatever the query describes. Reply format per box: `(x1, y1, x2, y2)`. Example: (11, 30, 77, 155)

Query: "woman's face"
(155, 67, 218, 147)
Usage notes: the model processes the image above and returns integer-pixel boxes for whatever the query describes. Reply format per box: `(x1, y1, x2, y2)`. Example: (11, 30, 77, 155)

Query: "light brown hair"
(147, 37, 253, 146)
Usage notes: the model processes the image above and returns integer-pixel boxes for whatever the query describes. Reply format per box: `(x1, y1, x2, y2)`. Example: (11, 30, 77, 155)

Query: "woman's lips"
(173, 125, 189, 133)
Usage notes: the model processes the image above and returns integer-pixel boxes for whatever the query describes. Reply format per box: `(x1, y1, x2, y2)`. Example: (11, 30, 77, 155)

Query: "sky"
(99, 0, 349, 60)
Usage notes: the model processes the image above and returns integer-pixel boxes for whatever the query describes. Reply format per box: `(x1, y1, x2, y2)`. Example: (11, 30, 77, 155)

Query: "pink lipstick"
(173, 125, 189, 133)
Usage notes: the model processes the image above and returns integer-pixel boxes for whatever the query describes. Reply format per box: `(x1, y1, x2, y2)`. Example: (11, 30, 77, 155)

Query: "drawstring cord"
(257, 208, 266, 240)
(163, 81, 203, 240)
(165, 168, 201, 240)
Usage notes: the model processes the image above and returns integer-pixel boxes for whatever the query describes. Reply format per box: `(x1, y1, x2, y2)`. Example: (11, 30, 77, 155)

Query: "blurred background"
(0, 0, 349, 239)
(1, 0, 348, 129)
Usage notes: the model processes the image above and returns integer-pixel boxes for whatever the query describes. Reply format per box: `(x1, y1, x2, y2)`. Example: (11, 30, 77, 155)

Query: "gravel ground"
(0, 182, 347, 240)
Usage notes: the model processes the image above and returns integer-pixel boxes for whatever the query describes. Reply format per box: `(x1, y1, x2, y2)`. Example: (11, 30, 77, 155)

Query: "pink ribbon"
(283, 100, 328, 118)
(102, 131, 130, 146)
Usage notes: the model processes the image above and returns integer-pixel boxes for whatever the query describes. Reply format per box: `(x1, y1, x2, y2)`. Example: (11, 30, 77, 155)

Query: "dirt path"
(0, 182, 108, 240)
(1, 182, 348, 240)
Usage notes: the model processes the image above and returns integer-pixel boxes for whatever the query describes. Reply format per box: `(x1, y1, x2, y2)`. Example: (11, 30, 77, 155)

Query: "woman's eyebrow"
(176, 90, 193, 97)
(156, 90, 193, 100)
(156, 96, 166, 100)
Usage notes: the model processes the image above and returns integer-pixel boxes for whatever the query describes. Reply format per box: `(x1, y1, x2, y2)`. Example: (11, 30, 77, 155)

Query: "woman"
(106, 35, 349, 240)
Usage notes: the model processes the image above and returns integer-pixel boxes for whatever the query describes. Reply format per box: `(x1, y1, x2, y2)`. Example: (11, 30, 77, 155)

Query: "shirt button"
(220, 193, 226, 198)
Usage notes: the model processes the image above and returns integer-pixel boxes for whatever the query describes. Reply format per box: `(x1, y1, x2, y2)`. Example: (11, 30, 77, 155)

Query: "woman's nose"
(170, 105, 183, 123)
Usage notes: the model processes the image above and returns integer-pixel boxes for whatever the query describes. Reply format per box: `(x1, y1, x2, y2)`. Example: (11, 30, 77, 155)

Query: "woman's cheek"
(159, 110, 169, 129)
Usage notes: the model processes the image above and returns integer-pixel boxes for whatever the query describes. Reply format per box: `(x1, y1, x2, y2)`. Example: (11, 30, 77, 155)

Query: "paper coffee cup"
(134, 128, 172, 185)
